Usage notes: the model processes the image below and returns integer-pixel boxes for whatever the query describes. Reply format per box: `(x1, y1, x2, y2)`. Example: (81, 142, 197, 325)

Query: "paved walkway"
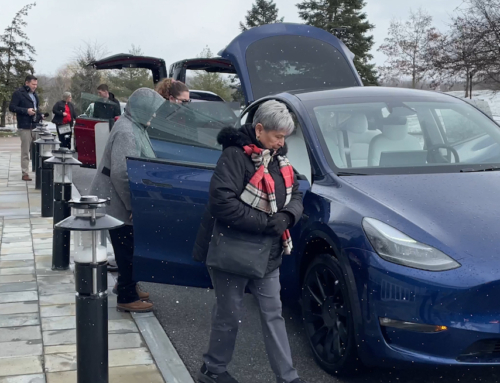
(0, 137, 190, 383)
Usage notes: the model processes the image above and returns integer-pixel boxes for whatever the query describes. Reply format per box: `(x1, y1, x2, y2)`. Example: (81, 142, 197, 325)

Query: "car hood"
(342, 172, 500, 265)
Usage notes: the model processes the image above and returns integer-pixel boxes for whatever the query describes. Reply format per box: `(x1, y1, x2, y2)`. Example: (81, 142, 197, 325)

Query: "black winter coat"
(193, 124, 304, 275)
(51, 100, 77, 126)
(9, 86, 42, 129)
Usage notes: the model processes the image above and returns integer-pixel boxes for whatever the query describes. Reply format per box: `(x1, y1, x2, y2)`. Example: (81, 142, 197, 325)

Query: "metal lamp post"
(45, 148, 82, 270)
(32, 124, 48, 189)
(55, 196, 123, 383)
(35, 132, 60, 217)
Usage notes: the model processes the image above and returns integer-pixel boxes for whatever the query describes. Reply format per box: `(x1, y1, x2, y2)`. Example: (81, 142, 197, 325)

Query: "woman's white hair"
(62, 91, 72, 101)
(252, 100, 295, 135)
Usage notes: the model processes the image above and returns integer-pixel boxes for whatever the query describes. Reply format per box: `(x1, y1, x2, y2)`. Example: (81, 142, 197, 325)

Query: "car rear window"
(245, 35, 359, 99)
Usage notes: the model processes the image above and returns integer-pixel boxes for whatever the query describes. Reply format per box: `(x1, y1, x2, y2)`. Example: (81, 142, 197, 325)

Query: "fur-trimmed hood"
(217, 123, 288, 155)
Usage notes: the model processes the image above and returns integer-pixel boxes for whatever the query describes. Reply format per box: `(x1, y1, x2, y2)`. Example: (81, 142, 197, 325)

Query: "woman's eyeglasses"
(175, 97, 191, 105)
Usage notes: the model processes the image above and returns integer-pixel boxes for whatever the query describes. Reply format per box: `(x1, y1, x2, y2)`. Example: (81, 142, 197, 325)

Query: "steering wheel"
(427, 144, 460, 163)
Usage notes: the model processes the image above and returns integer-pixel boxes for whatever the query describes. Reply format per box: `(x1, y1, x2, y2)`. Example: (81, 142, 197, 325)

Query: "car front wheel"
(302, 254, 359, 375)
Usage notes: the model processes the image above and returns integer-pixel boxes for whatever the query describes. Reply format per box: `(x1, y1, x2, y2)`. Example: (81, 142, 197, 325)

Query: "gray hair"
(62, 92, 72, 101)
(252, 100, 295, 135)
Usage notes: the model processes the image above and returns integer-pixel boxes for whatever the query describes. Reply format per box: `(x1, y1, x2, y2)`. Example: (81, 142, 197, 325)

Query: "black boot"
(197, 363, 239, 383)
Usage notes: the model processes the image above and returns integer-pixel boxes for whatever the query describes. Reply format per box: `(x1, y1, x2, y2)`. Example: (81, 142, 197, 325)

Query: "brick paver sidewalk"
(0, 137, 166, 382)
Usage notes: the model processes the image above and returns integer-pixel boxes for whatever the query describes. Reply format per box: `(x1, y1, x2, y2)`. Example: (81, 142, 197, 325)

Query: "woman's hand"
(263, 212, 291, 237)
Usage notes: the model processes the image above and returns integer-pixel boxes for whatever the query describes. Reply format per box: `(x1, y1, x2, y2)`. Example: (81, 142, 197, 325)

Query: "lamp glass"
(73, 230, 107, 263)
(41, 142, 59, 157)
(53, 164, 72, 183)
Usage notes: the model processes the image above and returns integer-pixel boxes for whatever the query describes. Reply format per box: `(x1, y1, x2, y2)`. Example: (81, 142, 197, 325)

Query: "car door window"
(146, 101, 238, 164)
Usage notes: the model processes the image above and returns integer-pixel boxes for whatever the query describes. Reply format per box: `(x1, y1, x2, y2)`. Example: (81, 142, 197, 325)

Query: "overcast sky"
(0, 0, 465, 76)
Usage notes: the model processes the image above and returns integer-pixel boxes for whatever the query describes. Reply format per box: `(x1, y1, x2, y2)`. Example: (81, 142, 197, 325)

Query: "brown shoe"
(116, 300, 153, 313)
(112, 283, 150, 300)
(22, 174, 32, 181)
(137, 286, 150, 300)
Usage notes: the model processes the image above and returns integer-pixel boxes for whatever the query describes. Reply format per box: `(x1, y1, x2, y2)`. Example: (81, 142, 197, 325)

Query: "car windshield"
(305, 95, 500, 175)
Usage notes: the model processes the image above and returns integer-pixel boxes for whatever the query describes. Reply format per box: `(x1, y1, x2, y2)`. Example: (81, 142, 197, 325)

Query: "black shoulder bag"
(206, 220, 273, 279)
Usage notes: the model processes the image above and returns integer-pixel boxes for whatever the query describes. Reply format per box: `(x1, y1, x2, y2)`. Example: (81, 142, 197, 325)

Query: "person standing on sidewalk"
(89, 88, 164, 313)
(9, 75, 42, 181)
(52, 92, 77, 149)
(193, 101, 308, 383)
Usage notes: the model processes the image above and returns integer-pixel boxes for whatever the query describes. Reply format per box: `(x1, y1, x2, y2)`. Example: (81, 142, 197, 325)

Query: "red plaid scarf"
(240, 144, 295, 255)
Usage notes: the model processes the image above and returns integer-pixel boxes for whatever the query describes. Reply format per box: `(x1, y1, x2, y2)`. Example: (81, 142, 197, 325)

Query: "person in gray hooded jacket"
(89, 88, 164, 313)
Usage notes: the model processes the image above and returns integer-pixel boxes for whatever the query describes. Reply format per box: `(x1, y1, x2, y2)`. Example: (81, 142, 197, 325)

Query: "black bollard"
(41, 159, 54, 217)
(75, 261, 108, 383)
(33, 125, 47, 190)
(55, 196, 123, 383)
(35, 132, 60, 217)
(46, 148, 82, 270)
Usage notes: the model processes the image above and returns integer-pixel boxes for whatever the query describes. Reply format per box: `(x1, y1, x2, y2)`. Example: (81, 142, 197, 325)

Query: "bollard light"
(32, 124, 48, 189)
(56, 196, 123, 383)
(35, 132, 60, 217)
(45, 148, 82, 270)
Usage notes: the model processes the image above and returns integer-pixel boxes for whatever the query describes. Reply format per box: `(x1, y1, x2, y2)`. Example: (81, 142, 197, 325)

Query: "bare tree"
(378, 8, 440, 88)
(428, 15, 487, 98)
(463, 0, 500, 87)
(69, 41, 108, 114)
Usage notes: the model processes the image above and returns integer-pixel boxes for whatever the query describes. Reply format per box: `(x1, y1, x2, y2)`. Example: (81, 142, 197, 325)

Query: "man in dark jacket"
(93, 84, 121, 120)
(9, 75, 43, 181)
(52, 91, 77, 149)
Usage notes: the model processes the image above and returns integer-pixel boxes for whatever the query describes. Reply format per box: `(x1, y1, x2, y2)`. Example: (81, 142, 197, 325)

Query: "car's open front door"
(89, 53, 168, 84)
(127, 101, 229, 287)
(128, 157, 215, 287)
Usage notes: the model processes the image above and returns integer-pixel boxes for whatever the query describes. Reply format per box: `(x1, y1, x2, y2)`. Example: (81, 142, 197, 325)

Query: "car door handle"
(142, 179, 173, 189)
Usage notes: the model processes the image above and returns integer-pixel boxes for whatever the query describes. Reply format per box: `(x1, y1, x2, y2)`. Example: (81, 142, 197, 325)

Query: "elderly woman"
(52, 92, 77, 149)
(89, 88, 164, 313)
(194, 100, 307, 383)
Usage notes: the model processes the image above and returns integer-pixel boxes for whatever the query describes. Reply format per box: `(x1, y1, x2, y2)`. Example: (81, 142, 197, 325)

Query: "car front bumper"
(344, 247, 500, 367)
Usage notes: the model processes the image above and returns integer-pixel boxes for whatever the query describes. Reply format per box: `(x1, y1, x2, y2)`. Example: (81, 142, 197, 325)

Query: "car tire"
(302, 253, 360, 375)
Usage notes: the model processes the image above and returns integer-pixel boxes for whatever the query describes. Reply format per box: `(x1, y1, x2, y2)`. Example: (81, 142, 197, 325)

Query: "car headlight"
(362, 217, 460, 271)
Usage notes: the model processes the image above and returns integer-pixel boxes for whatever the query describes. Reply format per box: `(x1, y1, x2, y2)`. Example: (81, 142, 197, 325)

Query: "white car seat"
(368, 122, 422, 166)
(286, 126, 312, 183)
(337, 114, 379, 168)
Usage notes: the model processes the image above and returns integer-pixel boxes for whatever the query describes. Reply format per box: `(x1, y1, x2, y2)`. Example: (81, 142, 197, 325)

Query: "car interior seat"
(367, 119, 422, 166)
(286, 125, 312, 183)
(337, 113, 379, 168)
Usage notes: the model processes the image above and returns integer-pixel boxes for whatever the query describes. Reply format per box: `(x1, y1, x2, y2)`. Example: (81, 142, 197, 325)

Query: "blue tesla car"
(126, 23, 500, 374)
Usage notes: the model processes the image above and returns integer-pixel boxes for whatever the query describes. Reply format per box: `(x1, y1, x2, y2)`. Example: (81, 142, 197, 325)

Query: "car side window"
(146, 101, 238, 164)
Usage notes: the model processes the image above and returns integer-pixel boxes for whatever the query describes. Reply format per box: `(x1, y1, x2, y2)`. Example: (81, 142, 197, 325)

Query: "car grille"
(458, 339, 500, 362)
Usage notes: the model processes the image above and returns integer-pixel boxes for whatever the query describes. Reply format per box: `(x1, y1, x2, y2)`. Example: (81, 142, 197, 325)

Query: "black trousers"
(56, 125, 72, 149)
(109, 225, 140, 304)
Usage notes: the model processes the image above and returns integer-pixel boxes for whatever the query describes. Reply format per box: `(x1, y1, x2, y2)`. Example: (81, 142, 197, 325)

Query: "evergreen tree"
(188, 46, 233, 101)
(0, 3, 36, 127)
(105, 45, 153, 100)
(297, 0, 378, 85)
(240, 0, 284, 31)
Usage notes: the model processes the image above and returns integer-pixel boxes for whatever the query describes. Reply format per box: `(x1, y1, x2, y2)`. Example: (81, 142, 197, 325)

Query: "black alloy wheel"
(302, 254, 359, 375)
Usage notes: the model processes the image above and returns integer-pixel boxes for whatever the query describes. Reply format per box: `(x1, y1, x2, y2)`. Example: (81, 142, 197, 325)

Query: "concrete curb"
(133, 312, 195, 383)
